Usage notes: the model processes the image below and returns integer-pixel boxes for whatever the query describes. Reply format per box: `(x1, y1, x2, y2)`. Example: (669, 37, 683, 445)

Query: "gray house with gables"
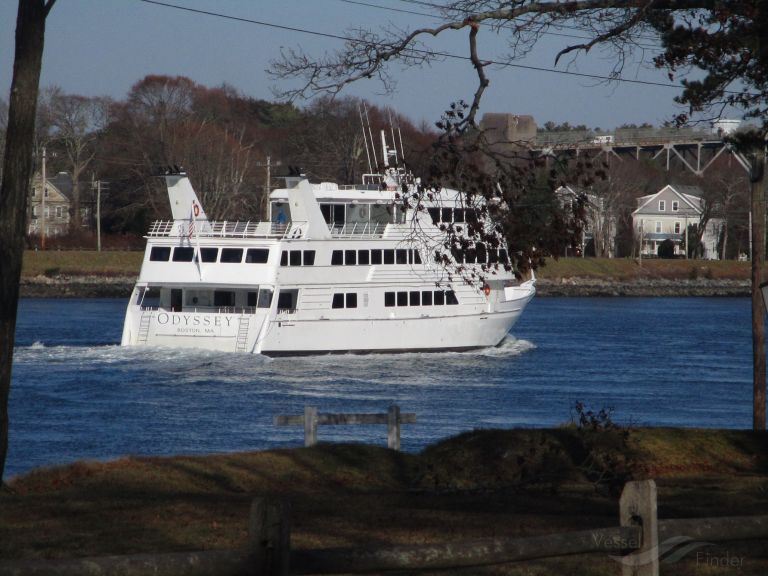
(632, 184, 722, 259)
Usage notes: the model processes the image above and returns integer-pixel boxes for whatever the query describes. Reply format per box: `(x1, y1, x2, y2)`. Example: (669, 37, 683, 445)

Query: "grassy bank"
(20, 250, 751, 281)
(2, 428, 767, 574)
(22, 250, 143, 277)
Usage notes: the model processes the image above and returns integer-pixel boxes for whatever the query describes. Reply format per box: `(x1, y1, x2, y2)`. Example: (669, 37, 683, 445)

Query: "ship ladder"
(137, 311, 152, 345)
(235, 316, 251, 353)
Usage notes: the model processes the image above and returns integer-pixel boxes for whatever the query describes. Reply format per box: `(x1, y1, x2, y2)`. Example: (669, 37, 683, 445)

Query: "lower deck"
(121, 281, 535, 355)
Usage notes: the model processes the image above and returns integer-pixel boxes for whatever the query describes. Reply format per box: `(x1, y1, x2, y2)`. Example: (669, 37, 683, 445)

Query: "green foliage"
(657, 238, 676, 259)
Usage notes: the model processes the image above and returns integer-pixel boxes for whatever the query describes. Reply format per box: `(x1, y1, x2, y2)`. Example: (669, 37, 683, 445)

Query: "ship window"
(384, 292, 395, 307)
(290, 250, 301, 266)
(246, 248, 270, 264)
(332, 293, 344, 309)
(247, 291, 258, 307)
(409, 291, 420, 306)
(220, 248, 243, 263)
(434, 290, 445, 306)
(371, 250, 383, 265)
(446, 291, 459, 305)
(346, 293, 357, 308)
(384, 250, 395, 265)
(200, 247, 218, 263)
(257, 289, 273, 308)
(421, 291, 432, 306)
(464, 246, 476, 264)
(172, 247, 195, 262)
(454, 208, 465, 223)
(277, 290, 297, 311)
(345, 250, 357, 265)
(412, 250, 422, 264)
(320, 204, 331, 224)
(499, 249, 509, 265)
(303, 250, 316, 266)
(358, 250, 370, 265)
(427, 207, 440, 224)
(280, 251, 288, 266)
(149, 246, 171, 261)
(333, 204, 345, 224)
(441, 208, 452, 223)
(396, 249, 408, 264)
(475, 243, 487, 264)
(331, 250, 343, 265)
(396, 291, 407, 306)
(141, 287, 160, 308)
(489, 249, 499, 264)
(214, 291, 235, 307)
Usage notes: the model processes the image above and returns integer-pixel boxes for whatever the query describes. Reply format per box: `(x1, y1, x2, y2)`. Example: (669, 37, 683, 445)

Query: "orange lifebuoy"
(483, 285, 491, 296)
(193, 203, 200, 217)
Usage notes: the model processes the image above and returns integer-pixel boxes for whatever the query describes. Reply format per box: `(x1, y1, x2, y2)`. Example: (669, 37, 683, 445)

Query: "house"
(632, 184, 722, 259)
(555, 186, 617, 257)
(27, 172, 91, 237)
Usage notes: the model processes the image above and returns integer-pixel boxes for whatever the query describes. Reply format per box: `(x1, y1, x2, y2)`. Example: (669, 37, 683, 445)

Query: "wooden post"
(619, 480, 658, 576)
(387, 405, 401, 450)
(304, 406, 318, 447)
(248, 497, 290, 576)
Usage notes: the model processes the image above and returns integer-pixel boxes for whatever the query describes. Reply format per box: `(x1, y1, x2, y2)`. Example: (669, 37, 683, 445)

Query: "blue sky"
(1, 0, 699, 130)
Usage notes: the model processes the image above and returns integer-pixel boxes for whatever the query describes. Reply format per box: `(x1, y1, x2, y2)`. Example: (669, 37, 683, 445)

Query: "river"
(6, 296, 752, 478)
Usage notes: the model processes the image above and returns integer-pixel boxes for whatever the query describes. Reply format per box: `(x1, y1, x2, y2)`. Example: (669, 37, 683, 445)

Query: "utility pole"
(96, 179, 102, 252)
(40, 145, 46, 250)
(750, 151, 766, 430)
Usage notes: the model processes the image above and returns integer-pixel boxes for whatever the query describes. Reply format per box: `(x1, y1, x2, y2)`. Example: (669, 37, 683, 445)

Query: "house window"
(32, 205, 38, 217)
(655, 221, 662, 234)
(659, 200, 666, 211)
(674, 221, 681, 234)
(55, 206, 63, 218)
(672, 201, 679, 211)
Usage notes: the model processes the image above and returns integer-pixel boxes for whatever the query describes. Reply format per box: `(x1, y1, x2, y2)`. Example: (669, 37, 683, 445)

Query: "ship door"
(171, 289, 183, 312)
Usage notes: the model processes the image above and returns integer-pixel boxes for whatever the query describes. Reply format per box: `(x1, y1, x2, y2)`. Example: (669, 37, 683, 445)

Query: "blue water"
(7, 297, 752, 478)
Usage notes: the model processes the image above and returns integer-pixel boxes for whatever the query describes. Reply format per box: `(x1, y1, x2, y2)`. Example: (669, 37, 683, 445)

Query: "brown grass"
(22, 250, 142, 277)
(2, 428, 768, 574)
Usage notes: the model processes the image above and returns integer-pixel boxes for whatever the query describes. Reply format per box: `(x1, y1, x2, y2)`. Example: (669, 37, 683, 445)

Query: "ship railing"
(138, 306, 263, 315)
(329, 221, 386, 238)
(146, 220, 307, 239)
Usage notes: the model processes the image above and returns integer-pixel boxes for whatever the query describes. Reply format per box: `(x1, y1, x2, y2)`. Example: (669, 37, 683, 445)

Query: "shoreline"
(18, 275, 751, 298)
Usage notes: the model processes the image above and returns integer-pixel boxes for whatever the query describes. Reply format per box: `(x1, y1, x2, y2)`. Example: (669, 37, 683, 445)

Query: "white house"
(555, 185, 616, 257)
(632, 184, 722, 259)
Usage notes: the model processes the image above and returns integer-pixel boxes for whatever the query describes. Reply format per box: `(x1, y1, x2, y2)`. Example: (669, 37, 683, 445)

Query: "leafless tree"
(48, 90, 110, 229)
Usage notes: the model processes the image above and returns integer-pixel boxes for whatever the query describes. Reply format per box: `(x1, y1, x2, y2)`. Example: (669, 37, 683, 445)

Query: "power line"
(135, 0, 685, 91)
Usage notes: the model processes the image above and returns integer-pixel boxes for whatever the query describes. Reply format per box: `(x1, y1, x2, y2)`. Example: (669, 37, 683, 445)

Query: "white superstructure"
(120, 169, 535, 355)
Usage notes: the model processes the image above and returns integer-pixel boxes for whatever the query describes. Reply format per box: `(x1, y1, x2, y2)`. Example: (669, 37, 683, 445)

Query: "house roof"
(632, 184, 703, 216)
(47, 172, 74, 202)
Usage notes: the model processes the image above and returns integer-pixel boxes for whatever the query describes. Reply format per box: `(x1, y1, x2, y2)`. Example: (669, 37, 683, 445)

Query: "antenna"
(388, 111, 398, 166)
(364, 105, 379, 170)
(358, 103, 373, 174)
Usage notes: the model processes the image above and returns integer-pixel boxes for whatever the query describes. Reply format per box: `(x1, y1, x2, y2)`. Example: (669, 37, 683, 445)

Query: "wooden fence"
(273, 405, 416, 450)
(3, 480, 768, 576)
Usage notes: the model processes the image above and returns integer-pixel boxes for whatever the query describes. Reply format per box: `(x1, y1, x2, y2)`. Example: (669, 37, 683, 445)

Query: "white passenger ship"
(120, 167, 535, 355)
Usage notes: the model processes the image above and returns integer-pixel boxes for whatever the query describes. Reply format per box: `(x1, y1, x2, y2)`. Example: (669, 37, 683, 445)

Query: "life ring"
(193, 203, 200, 217)
(483, 285, 491, 296)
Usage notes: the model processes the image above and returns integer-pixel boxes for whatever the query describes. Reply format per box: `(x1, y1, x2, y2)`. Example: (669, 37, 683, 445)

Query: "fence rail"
(3, 481, 768, 576)
(274, 405, 416, 450)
